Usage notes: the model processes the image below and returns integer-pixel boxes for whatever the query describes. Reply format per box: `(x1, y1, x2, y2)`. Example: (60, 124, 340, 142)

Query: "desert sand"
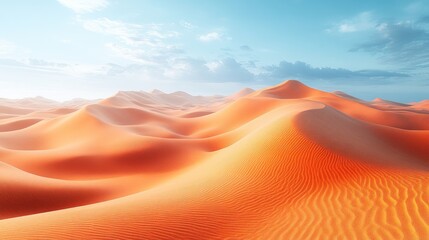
(0, 80, 427, 239)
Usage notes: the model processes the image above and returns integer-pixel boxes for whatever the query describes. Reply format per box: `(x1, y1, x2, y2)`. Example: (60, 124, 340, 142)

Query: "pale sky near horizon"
(0, 0, 428, 102)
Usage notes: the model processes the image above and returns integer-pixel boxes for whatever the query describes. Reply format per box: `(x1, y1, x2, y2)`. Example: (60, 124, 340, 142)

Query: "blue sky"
(0, 0, 428, 102)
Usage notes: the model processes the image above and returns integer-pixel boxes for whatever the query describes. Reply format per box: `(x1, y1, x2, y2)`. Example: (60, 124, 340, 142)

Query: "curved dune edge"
(0, 80, 428, 239)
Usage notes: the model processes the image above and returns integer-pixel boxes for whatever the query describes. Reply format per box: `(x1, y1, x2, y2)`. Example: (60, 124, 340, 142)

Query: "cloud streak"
(334, 11, 429, 71)
(57, 0, 108, 13)
(81, 17, 142, 44)
(80, 17, 182, 64)
(0, 58, 111, 76)
(199, 32, 223, 42)
(333, 11, 376, 33)
(351, 21, 429, 69)
(261, 61, 409, 82)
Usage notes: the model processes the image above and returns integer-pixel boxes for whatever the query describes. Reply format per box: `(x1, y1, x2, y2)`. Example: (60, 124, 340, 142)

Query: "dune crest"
(0, 80, 428, 239)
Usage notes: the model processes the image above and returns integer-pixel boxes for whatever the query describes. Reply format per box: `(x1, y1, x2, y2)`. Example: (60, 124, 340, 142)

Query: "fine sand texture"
(0, 80, 427, 239)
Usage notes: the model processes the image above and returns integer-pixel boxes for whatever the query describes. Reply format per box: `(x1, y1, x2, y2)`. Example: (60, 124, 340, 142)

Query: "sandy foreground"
(0, 80, 427, 239)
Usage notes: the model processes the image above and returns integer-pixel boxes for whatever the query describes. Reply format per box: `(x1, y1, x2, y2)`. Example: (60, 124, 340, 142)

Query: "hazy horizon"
(0, 79, 425, 105)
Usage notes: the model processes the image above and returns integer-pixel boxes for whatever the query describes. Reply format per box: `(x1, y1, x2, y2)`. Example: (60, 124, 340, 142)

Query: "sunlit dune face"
(0, 80, 428, 239)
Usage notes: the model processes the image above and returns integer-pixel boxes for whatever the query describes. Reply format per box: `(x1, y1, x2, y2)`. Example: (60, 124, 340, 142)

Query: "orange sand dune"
(0, 80, 428, 239)
(412, 100, 429, 111)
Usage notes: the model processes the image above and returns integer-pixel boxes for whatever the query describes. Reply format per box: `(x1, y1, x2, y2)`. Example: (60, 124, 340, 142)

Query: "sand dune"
(412, 100, 429, 111)
(0, 80, 427, 239)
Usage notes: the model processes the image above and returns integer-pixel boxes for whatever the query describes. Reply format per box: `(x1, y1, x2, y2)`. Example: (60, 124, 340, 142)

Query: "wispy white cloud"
(80, 17, 182, 63)
(334, 11, 376, 33)
(81, 17, 142, 45)
(198, 32, 223, 42)
(0, 40, 15, 56)
(105, 43, 159, 65)
(205, 61, 222, 72)
(147, 27, 180, 39)
(0, 56, 254, 84)
(352, 20, 429, 68)
(0, 58, 111, 76)
(330, 10, 429, 70)
(57, 0, 108, 13)
(81, 18, 179, 46)
(162, 57, 254, 82)
(338, 24, 358, 33)
(180, 21, 196, 29)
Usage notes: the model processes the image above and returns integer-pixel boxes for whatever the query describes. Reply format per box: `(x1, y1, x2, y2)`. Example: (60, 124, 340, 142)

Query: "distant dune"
(0, 80, 428, 239)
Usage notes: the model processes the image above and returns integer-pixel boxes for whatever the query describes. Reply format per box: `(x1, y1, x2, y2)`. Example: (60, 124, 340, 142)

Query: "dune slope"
(0, 80, 427, 239)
